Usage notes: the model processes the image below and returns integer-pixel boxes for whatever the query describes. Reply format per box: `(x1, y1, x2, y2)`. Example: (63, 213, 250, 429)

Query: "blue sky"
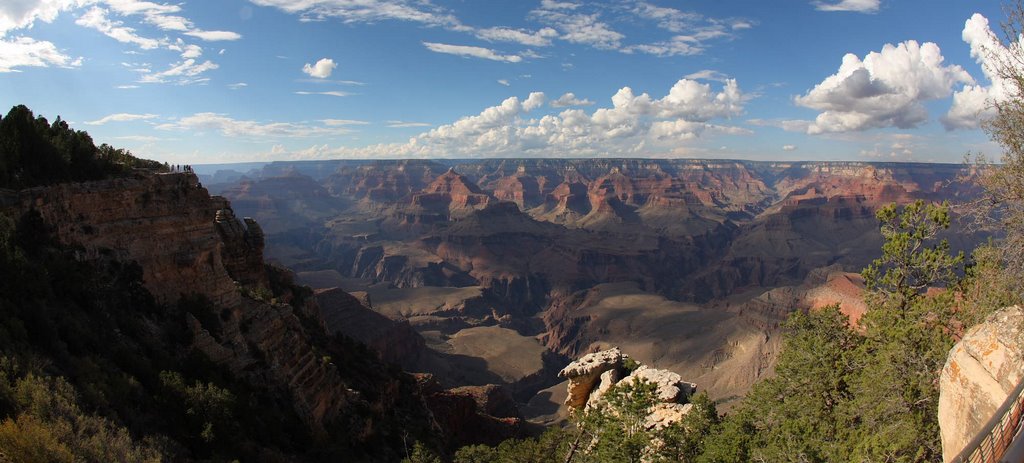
(0, 0, 1012, 164)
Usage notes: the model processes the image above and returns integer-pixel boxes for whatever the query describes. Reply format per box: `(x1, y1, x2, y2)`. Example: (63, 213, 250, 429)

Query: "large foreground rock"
(558, 347, 623, 408)
(938, 305, 1024, 462)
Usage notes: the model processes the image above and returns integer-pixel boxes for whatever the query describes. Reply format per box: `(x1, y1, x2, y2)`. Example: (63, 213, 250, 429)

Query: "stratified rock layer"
(938, 306, 1024, 462)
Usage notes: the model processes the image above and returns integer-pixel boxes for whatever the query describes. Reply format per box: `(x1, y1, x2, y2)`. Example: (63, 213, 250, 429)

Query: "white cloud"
(943, 14, 1020, 130)
(155, 113, 355, 138)
(387, 120, 431, 128)
(227, 82, 247, 89)
(813, 0, 880, 13)
(184, 30, 242, 41)
(530, 7, 623, 50)
(783, 144, 797, 151)
(0, 36, 80, 72)
(75, 7, 162, 49)
(139, 58, 218, 84)
(268, 78, 747, 159)
(247, 0, 465, 30)
(322, 119, 368, 126)
(302, 57, 336, 78)
(85, 112, 158, 124)
(550, 92, 594, 107)
(632, 2, 701, 33)
(0, 0, 81, 34)
(422, 42, 522, 62)
(295, 90, 350, 97)
(476, 26, 558, 47)
(497, 79, 510, 86)
(685, 69, 730, 82)
(795, 40, 972, 134)
(116, 84, 138, 88)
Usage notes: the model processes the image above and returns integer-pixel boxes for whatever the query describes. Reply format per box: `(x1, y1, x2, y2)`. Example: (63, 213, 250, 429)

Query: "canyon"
(197, 158, 979, 416)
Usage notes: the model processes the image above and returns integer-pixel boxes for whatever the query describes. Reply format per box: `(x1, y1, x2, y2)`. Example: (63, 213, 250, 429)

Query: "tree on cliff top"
(0, 105, 166, 189)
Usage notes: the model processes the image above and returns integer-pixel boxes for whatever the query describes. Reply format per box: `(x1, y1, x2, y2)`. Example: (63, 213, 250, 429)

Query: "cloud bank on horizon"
(0, 0, 1016, 163)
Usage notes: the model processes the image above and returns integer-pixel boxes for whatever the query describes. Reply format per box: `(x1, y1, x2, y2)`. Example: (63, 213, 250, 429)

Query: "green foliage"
(862, 200, 963, 308)
(454, 427, 569, 463)
(0, 105, 167, 189)
(158, 371, 236, 445)
(0, 367, 162, 463)
(403, 441, 443, 463)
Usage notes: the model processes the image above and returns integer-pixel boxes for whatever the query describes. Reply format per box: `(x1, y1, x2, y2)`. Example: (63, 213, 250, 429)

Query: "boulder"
(644, 403, 694, 430)
(558, 347, 623, 409)
(938, 305, 1024, 462)
(623, 365, 697, 403)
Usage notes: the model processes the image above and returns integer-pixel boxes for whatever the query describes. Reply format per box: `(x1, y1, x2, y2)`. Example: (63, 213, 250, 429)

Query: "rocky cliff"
(938, 305, 1024, 462)
(2, 171, 243, 307)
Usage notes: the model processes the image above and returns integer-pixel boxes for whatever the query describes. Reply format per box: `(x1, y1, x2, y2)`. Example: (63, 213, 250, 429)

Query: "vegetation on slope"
(0, 105, 167, 189)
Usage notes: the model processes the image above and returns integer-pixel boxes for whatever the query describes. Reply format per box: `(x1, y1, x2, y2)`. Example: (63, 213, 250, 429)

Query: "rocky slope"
(1, 169, 523, 459)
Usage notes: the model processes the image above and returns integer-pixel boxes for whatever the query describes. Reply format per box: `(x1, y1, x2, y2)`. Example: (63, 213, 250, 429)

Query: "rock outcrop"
(558, 347, 697, 429)
(559, 347, 624, 408)
(938, 305, 1024, 462)
(2, 171, 241, 306)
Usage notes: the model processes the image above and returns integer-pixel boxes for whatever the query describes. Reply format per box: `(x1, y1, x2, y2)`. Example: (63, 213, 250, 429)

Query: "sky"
(0, 0, 1016, 164)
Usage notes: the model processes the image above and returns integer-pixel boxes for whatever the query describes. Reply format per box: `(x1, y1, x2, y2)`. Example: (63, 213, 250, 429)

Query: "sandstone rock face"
(213, 203, 268, 288)
(558, 347, 623, 408)
(624, 365, 698, 403)
(939, 305, 1024, 462)
(558, 347, 697, 432)
(645, 403, 694, 430)
(2, 172, 241, 306)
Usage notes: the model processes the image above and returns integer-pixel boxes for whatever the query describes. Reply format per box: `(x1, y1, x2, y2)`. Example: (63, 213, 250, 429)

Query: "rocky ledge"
(558, 347, 697, 429)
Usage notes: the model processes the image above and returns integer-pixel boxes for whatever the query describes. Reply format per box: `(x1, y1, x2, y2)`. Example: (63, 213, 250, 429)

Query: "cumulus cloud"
(783, 144, 797, 151)
(85, 112, 158, 124)
(813, 0, 880, 13)
(0, 0, 81, 34)
(550, 92, 594, 107)
(155, 113, 356, 138)
(302, 57, 337, 78)
(942, 14, 1022, 130)
(794, 40, 972, 134)
(422, 42, 522, 62)
(0, 36, 81, 72)
(266, 78, 747, 159)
